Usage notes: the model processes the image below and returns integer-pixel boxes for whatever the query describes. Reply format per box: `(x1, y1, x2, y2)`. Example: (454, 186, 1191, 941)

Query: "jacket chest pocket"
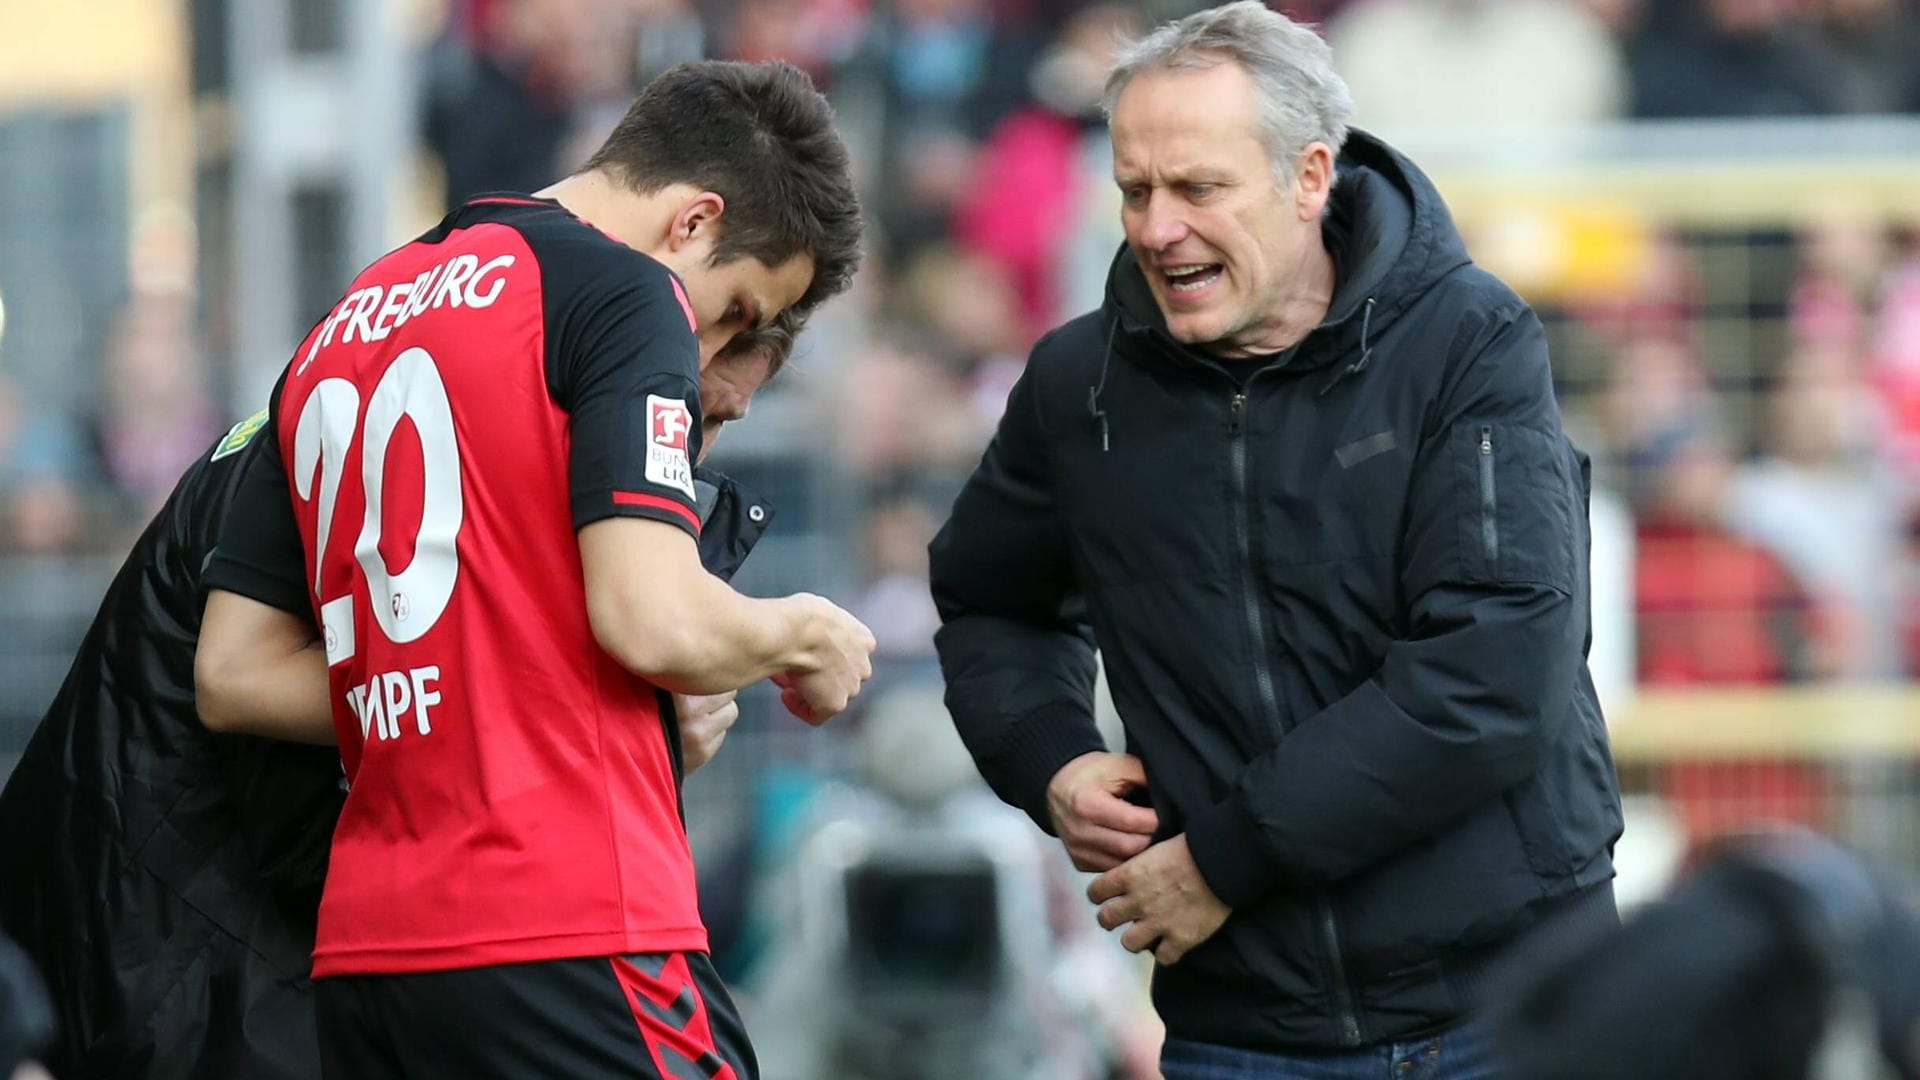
(1450, 421, 1578, 593)
(1255, 430, 1408, 567)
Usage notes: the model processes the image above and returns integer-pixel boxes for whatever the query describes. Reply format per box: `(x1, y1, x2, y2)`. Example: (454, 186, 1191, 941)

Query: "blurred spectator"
(1608, 337, 1835, 838)
(839, 337, 983, 476)
(1725, 341, 1903, 679)
(852, 494, 944, 661)
(3, 478, 87, 557)
(564, 0, 713, 170)
(896, 245, 1029, 425)
(88, 294, 218, 516)
(1573, 0, 1642, 36)
(423, 0, 599, 204)
(1801, 0, 1920, 115)
(1789, 204, 1890, 356)
(1277, 0, 1362, 20)
(1328, 0, 1626, 134)
(1620, 379, 1827, 685)
(953, 3, 1139, 336)
(838, 0, 1046, 257)
(1625, 0, 1843, 119)
(725, 0, 866, 78)
(630, 0, 709, 81)
(1573, 233, 1705, 352)
(1874, 237, 1920, 479)
(1904, 517, 1920, 672)
(0, 375, 90, 555)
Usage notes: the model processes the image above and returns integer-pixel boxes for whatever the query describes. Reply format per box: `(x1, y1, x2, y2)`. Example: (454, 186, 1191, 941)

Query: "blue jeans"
(1160, 1021, 1500, 1080)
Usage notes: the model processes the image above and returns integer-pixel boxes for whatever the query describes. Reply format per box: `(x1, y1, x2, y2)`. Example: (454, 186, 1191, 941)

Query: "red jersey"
(206, 196, 711, 976)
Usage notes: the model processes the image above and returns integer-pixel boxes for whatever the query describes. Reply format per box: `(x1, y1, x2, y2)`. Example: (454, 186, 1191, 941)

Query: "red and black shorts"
(315, 951, 755, 1079)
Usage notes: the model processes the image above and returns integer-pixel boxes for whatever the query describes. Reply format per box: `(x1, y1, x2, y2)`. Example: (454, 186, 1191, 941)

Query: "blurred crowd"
(7, 0, 1920, 686)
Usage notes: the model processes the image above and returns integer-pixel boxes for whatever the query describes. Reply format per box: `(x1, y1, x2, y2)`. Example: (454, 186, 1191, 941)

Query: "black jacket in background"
(0, 415, 772, 1079)
(930, 129, 1622, 1051)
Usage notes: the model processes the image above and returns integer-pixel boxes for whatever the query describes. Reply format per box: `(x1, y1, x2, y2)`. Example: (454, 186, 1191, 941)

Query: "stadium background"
(2, 1, 1920, 1076)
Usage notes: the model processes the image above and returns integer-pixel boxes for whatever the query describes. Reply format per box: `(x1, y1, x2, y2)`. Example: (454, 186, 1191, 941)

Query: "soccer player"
(0, 325, 792, 1080)
(194, 60, 872, 1079)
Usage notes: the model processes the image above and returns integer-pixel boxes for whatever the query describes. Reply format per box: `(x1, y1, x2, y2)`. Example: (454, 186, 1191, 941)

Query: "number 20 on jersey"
(293, 347, 465, 744)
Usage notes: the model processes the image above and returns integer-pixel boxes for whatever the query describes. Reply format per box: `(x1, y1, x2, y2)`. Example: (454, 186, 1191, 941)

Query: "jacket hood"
(1103, 128, 1472, 373)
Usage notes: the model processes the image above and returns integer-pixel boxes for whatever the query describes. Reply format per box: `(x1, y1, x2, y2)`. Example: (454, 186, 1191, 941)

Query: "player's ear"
(667, 191, 727, 253)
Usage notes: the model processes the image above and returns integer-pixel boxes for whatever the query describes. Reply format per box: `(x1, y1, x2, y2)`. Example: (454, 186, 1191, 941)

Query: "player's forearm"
(596, 574, 820, 694)
(196, 589, 338, 745)
(196, 647, 336, 744)
(196, 644, 336, 744)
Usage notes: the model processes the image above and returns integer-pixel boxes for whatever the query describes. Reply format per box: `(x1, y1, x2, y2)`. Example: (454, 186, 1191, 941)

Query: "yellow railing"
(1403, 118, 1920, 229)
(1607, 687, 1920, 763)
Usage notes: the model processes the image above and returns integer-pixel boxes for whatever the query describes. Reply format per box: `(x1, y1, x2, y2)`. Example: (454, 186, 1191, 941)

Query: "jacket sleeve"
(930, 352, 1105, 834)
(1185, 304, 1589, 906)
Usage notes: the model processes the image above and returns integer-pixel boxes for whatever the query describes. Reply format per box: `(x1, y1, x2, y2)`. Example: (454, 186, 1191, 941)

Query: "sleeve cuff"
(574, 491, 702, 538)
(1185, 792, 1284, 908)
(986, 704, 1107, 836)
(201, 554, 312, 620)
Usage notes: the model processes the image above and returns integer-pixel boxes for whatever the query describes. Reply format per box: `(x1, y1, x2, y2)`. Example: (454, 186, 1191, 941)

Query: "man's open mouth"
(1163, 264, 1224, 293)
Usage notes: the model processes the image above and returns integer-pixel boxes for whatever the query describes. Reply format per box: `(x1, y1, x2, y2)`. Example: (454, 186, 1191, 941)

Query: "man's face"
(650, 230, 803, 459)
(696, 342, 777, 460)
(656, 242, 814, 366)
(1110, 61, 1330, 358)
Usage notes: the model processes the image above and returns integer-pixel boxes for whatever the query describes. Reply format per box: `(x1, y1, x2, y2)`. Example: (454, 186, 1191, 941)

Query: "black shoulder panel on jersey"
(200, 369, 311, 618)
(463, 195, 708, 536)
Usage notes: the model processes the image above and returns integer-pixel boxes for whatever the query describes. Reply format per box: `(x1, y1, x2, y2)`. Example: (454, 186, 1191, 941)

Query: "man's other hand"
(676, 690, 740, 775)
(1090, 834, 1231, 966)
(1047, 751, 1160, 872)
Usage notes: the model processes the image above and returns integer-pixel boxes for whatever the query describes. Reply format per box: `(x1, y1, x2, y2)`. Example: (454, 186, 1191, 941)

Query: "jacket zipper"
(1479, 425, 1498, 565)
(1226, 394, 1282, 743)
(1227, 388, 1364, 1047)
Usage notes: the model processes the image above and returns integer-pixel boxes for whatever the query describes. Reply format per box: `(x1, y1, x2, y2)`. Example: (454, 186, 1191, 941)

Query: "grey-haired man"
(931, 4, 1621, 1076)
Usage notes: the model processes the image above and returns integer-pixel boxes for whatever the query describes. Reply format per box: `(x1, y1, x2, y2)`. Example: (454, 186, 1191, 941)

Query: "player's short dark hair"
(585, 60, 862, 313)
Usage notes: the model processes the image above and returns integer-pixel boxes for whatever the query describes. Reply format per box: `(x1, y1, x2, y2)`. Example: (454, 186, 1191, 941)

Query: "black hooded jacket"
(0, 418, 772, 1080)
(930, 130, 1623, 1050)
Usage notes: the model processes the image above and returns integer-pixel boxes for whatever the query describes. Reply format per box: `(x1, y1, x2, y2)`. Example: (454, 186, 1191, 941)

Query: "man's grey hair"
(1103, 1, 1354, 184)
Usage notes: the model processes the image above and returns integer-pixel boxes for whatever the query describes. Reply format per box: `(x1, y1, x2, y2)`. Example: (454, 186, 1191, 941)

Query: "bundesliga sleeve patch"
(210, 408, 270, 460)
(644, 394, 696, 498)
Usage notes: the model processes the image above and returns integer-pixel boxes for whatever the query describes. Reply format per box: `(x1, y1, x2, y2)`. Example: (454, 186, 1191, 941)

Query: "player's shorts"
(314, 951, 755, 1080)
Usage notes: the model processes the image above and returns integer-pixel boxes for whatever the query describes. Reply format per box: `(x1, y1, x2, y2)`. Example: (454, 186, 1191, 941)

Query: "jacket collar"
(693, 467, 773, 583)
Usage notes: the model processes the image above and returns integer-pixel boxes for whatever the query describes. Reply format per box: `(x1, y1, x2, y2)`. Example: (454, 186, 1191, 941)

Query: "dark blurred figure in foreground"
(1498, 828, 1920, 1080)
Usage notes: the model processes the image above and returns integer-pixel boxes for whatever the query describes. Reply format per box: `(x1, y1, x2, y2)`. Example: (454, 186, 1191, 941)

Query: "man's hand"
(776, 594, 877, 724)
(1047, 752, 1159, 872)
(676, 690, 739, 775)
(1090, 834, 1231, 966)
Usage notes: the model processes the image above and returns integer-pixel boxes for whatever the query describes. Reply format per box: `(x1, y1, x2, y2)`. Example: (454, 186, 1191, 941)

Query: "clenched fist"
(776, 594, 877, 724)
